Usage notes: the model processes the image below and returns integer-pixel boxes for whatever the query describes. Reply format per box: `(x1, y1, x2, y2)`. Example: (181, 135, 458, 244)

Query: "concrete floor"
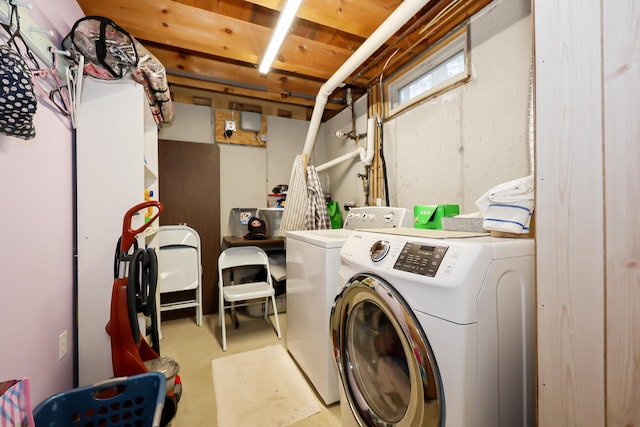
(159, 310, 342, 427)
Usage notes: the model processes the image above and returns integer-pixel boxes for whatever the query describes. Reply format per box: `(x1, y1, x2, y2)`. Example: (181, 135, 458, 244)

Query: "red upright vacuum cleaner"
(106, 201, 181, 426)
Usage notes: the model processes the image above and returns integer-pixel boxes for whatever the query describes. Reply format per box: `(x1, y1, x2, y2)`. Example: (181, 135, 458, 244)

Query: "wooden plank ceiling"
(77, 0, 491, 121)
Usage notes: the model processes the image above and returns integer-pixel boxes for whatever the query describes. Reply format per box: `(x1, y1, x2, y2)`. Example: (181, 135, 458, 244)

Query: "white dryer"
(331, 228, 535, 427)
(285, 207, 411, 405)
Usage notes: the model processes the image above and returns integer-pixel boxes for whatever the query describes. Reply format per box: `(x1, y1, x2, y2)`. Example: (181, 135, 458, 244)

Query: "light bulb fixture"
(258, 0, 302, 74)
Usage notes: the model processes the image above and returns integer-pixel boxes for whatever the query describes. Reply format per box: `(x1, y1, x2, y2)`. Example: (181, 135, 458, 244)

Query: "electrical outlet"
(224, 120, 236, 132)
(58, 330, 68, 360)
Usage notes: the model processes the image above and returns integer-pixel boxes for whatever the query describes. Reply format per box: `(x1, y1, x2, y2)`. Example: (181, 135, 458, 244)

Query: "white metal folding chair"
(217, 246, 282, 351)
(158, 225, 203, 327)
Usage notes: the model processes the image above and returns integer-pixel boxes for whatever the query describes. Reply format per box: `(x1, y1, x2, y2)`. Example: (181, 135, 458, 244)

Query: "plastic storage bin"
(258, 207, 283, 237)
(33, 372, 165, 427)
(228, 208, 258, 237)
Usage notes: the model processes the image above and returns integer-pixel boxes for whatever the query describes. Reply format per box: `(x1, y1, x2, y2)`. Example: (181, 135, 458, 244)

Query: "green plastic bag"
(327, 202, 343, 229)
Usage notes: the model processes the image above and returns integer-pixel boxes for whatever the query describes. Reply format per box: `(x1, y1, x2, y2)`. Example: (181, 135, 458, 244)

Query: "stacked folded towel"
(475, 175, 534, 234)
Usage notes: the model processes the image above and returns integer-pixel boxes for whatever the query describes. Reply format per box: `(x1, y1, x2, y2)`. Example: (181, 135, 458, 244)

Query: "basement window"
(385, 25, 470, 118)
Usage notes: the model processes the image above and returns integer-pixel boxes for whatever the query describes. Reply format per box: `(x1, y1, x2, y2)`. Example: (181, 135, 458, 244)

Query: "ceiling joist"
(77, 0, 494, 122)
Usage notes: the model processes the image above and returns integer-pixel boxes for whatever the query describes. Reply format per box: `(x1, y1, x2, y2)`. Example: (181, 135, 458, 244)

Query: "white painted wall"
(322, 0, 532, 215)
(0, 0, 83, 403)
(220, 116, 322, 236)
(218, 143, 268, 234)
(157, 0, 531, 230)
(160, 104, 326, 237)
(266, 116, 318, 194)
(159, 103, 214, 143)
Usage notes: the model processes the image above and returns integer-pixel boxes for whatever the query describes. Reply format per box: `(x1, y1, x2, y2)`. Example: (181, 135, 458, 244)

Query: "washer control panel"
(393, 241, 449, 277)
(343, 206, 412, 230)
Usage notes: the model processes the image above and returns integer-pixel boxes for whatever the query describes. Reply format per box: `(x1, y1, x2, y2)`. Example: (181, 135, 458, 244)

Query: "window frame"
(384, 25, 471, 119)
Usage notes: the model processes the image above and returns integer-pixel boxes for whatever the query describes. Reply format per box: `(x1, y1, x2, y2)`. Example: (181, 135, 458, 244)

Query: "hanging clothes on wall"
(304, 165, 330, 230)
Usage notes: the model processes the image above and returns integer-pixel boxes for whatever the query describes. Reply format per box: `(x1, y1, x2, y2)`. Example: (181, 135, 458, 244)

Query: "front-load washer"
(285, 206, 411, 405)
(331, 228, 535, 427)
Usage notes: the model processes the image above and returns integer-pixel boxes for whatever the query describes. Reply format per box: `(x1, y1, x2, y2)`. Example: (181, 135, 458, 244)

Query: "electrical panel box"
(240, 111, 262, 132)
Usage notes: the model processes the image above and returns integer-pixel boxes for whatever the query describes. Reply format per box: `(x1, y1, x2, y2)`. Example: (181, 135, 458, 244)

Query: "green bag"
(327, 202, 343, 229)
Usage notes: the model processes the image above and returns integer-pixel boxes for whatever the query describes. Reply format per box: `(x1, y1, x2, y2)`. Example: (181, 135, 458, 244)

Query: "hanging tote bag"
(0, 45, 37, 140)
(62, 16, 139, 80)
(0, 378, 35, 427)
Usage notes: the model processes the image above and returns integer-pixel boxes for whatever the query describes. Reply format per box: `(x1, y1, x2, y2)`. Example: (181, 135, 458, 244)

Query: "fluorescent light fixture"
(258, 0, 302, 74)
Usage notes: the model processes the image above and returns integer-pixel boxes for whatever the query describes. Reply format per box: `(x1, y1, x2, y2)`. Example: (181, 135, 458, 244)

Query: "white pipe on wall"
(360, 116, 376, 165)
(316, 149, 363, 172)
(301, 0, 432, 158)
(316, 116, 376, 172)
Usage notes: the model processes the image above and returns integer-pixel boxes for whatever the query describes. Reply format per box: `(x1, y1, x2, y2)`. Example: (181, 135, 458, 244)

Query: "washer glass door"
(331, 274, 443, 427)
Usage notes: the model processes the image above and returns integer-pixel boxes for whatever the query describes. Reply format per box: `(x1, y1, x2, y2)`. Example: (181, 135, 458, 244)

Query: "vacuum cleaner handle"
(120, 201, 163, 253)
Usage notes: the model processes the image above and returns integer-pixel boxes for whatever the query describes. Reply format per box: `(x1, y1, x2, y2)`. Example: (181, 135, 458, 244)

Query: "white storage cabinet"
(76, 78, 159, 386)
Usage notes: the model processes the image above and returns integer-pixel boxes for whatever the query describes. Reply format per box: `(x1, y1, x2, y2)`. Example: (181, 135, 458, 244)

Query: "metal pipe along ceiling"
(301, 0, 434, 158)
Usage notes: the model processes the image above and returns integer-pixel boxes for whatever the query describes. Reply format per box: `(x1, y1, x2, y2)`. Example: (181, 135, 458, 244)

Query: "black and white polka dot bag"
(0, 44, 37, 140)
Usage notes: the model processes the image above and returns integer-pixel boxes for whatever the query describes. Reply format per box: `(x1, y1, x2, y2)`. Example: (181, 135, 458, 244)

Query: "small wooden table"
(221, 235, 286, 252)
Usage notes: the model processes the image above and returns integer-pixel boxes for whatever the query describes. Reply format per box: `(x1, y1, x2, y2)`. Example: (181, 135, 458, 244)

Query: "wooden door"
(158, 140, 220, 315)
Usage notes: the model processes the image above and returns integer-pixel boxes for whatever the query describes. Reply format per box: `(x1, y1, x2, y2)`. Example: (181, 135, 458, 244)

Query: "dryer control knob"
(370, 240, 390, 262)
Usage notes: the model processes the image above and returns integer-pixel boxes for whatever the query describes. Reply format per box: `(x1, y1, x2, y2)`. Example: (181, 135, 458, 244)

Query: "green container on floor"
(414, 204, 460, 229)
